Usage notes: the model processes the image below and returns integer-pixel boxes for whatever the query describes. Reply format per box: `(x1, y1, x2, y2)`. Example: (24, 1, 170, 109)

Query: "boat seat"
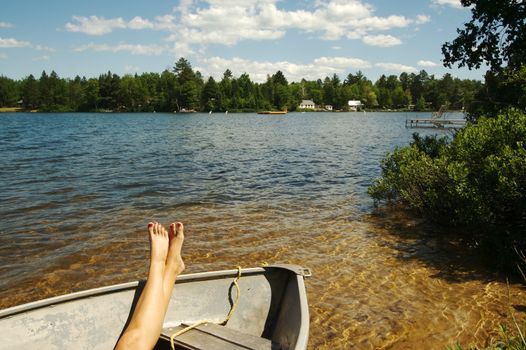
(159, 323, 282, 350)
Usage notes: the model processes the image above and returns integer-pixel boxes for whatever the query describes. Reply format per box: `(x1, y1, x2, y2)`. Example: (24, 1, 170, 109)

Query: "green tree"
(375, 75, 392, 108)
(159, 70, 177, 112)
(98, 71, 120, 111)
(415, 96, 426, 111)
(138, 72, 161, 111)
(219, 70, 233, 111)
(38, 71, 50, 108)
(202, 76, 220, 112)
(20, 74, 39, 109)
(442, 0, 526, 71)
(269, 71, 290, 110)
(272, 70, 288, 86)
(392, 86, 408, 108)
(83, 78, 100, 111)
(173, 58, 200, 111)
(0, 76, 18, 107)
(442, 0, 526, 119)
(119, 75, 148, 111)
(67, 76, 85, 111)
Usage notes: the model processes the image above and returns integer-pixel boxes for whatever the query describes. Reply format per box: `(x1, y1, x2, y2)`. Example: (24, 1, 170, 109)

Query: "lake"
(0, 112, 524, 349)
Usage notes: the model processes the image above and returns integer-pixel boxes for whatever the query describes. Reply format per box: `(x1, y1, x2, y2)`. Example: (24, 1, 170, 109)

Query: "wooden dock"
(406, 104, 466, 129)
(405, 118, 466, 128)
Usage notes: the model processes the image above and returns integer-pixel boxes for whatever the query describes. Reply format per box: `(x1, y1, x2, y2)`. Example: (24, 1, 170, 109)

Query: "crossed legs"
(116, 222, 185, 350)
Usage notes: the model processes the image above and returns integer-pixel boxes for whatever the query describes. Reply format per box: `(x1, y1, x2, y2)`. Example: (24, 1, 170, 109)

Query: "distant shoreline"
(0, 108, 464, 114)
(0, 107, 37, 113)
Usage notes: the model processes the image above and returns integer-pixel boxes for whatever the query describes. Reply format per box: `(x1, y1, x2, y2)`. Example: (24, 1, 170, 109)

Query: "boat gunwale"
(0, 265, 307, 319)
(294, 273, 310, 350)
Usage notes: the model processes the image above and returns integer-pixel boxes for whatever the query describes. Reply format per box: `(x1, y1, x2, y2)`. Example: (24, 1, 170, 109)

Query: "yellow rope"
(170, 266, 242, 350)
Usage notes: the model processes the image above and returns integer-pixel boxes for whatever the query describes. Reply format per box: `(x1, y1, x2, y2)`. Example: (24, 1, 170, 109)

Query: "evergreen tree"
(67, 76, 84, 111)
(173, 58, 200, 111)
(20, 74, 39, 109)
(0, 76, 18, 107)
(83, 78, 100, 111)
(202, 76, 220, 112)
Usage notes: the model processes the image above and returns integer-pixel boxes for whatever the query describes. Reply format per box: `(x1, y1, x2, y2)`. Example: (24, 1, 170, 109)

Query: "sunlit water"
(0, 112, 524, 349)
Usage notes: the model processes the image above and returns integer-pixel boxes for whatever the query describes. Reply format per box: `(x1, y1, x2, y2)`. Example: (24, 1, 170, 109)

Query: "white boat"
(0, 265, 311, 350)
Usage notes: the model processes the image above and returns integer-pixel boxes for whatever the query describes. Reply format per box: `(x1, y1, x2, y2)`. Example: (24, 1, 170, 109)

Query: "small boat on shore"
(175, 108, 197, 113)
(257, 110, 288, 115)
(0, 265, 311, 350)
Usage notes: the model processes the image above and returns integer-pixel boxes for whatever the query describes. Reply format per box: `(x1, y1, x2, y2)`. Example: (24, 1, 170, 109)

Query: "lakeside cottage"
(348, 100, 362, 111)
(325, 105, 333, 111)
(299, 99, 316, 109)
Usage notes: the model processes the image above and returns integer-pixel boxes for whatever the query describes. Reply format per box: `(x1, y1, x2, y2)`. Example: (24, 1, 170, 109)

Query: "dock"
(257, 110, 288, 115)
(406, 105, 466, 129)
(405, 118, 466, 128)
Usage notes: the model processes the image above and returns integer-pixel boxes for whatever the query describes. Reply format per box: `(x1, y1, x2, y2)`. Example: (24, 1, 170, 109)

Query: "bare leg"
(116, 222, 170, 350)
(162, 222, 185, 309)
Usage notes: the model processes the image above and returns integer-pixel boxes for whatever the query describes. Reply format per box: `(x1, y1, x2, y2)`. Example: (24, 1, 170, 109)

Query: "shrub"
(369, 109, 526, 269)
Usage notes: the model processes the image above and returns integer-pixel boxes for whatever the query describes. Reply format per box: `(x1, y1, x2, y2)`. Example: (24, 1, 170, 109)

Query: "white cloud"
(35, 45, 56, 52)
(416, 14, 431, 24)
(75, 42, 167, 55)
(196, 55, 372, 83)
(65, 16, 127, 35)
(418, 60, 438, 67)
(170, 1, 424, 50)
(0, 22, 13, 28)
(0, 37, 31, 48)
(172, 2, 412, 46)
(0, 37, 56, 57)
(32, 55, 50, 61)
(431, 0, 464, 9)
(362, 34, 402, 47)
(169, 41, 195, 59)
(63, 0, 427, 56)
(128, 16, 154, 30)
(313, 56, 372, 69)
(152, 15, 177, 31)
(65, 15, 177, 35)
(376, 62, 417, 73)
(111, 0, 420, 49)
(346, 15, 411, 32)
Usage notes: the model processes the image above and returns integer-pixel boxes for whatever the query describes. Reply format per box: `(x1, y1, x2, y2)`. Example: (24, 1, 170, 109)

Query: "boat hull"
(0, 265, 310, 350)
(257, 111, 288, 115)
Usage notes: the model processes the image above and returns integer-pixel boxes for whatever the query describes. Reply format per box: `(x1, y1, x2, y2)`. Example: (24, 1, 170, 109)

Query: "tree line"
(0, 57, 482, 113)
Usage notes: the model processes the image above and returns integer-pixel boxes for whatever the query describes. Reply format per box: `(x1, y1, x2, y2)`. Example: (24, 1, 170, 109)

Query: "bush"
(369, 109, 526, 269)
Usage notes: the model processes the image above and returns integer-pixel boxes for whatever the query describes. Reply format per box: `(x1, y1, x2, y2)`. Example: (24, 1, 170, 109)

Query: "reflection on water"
(0, 112, 524, 349)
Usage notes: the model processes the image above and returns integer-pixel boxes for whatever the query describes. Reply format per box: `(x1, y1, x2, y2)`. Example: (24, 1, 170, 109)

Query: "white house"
(325, 105, 333, 111)
(299, 99, 316, 109)
(348, 100, 362, 111)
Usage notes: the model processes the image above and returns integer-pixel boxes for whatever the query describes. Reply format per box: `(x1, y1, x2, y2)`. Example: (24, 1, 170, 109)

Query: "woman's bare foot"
(167, 222, 185, 276)
(161, 222, 185, 304)
(148, 222, 169, 266)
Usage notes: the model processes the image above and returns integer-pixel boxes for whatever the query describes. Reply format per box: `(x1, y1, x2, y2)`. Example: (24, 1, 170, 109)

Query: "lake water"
(0, 112, 524, 349)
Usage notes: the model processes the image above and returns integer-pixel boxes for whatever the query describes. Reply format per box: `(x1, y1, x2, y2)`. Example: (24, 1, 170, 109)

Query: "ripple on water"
(0, 112, 523, 349)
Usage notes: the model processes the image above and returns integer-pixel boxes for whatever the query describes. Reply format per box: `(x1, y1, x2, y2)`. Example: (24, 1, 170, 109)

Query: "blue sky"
(0, 0, 485, 82)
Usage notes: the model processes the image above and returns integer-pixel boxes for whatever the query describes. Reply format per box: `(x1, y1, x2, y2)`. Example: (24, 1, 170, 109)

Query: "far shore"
(0, 107, 464, 114)
(0, 107, 37, 113)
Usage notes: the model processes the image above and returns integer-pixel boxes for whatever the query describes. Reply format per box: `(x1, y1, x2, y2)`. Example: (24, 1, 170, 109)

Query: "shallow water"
(0, 112, 524, 349)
